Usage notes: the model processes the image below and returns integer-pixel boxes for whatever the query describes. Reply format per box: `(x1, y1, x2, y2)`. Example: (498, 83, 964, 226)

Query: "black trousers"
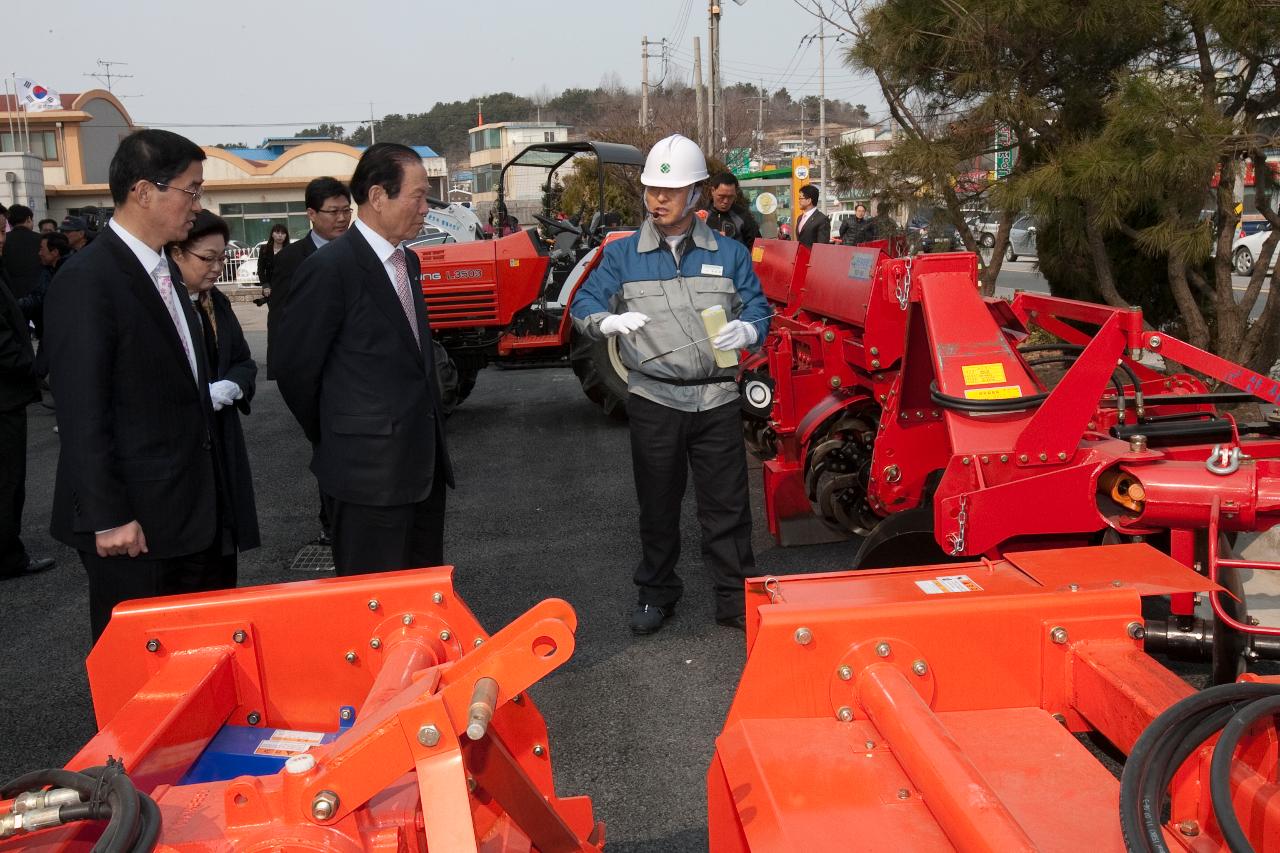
(0, 406, 29, 576)
(330, 473, 446, 577)
(628, 394, 754, 621)
(318, 487, 333, 534)
(80, 541, 237, 643)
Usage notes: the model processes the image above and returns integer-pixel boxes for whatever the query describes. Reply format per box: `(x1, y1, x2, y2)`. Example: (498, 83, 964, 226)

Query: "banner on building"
(16, 78, 62, 112)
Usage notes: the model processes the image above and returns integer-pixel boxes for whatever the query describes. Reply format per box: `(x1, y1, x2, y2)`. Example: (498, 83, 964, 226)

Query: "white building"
(468, 121, 571, 222)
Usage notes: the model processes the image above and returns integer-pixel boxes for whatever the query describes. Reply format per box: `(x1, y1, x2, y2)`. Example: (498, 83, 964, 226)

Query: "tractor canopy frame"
(494, 140, 646, 230)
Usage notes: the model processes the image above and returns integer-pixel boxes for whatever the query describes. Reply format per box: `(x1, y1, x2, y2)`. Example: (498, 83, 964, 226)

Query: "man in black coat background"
(44, 129, 226, 641)
(1, 205, 44, 299)
(701, 172, 761, 249)
(264, 176, 352, 545)
(0, 227, 54, 579)
(275, 144, 453, 576)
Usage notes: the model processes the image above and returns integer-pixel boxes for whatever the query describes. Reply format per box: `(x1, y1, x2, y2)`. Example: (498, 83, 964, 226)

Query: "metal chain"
(947, 494, 968, 556)
(896, 254, 913, 311)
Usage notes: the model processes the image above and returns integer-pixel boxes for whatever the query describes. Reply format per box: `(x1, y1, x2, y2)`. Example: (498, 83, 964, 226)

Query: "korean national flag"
(17, 78, 62, 112)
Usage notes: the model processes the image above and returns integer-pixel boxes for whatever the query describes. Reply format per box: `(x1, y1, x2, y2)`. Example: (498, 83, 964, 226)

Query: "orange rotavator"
(0, 568, 603, 852)
(709, 545, 1280, 852)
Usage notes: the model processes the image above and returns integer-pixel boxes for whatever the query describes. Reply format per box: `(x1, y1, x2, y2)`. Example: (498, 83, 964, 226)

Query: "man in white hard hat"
(570, 134, 771, 635)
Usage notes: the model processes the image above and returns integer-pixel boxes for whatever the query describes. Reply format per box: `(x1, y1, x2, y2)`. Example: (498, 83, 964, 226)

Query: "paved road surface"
(2, 301, 1276, 850)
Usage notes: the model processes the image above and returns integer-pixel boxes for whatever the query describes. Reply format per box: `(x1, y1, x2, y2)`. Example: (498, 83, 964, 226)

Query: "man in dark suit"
(1, 205, 44, 299)
(275, 143, 453, 576)
(0, 227, 55, 579)
(44, 129, 227, 642)
(795, 184, 831, 248)
(265, 176, 352, 545)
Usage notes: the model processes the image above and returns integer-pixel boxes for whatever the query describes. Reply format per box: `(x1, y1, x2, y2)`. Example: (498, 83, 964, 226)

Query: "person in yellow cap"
(570, 134, 771, 635)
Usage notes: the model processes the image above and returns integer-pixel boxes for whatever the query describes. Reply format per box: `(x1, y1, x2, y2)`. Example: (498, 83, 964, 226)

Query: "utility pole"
(369, 102, 377, 144)
(708, 0, 721, 157)
(641, 36, 650, 131)
(694, 37, 706, 151)
(818, 22, 828, 213)
(756, 80, 765, 156)
(799, 104, 806, 157)
(84, 59, 133, 94)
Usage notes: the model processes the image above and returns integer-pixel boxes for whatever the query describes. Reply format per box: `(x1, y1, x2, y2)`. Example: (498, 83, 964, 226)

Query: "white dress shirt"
(108, 218, 198, 382)
(354, 217, 401, 289)
(310, 230, 329, 249)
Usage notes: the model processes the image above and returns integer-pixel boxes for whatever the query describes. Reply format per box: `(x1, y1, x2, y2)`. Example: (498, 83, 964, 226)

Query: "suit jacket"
(1, 226, 43, 299)
(265, 232, 317, 379)
(189, 285, 260, 551)
(274, 225, 453, 506)
(797, 209, 831, 248)
(44, 227, 220, 558)
(0, 271, 38, 412)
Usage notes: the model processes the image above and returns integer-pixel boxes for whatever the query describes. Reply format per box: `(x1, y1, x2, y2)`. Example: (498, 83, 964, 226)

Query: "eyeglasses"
(187, 251, 222, 265)
(152, 180, 204, 202)
(317, 206, 352, 217)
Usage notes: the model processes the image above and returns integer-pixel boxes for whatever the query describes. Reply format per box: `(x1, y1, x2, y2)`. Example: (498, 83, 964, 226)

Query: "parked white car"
(1232, 221, 1277, 276)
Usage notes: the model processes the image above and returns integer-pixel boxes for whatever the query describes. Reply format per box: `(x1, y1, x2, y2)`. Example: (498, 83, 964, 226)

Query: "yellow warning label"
(961, 363, 1007, 385)
(751, 247, 765, 263)
(509, 259, 520, 267)
(964, 385, 1022, 401)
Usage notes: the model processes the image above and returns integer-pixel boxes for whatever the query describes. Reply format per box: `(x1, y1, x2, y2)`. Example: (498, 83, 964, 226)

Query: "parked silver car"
(1005, 215, 1038, 261)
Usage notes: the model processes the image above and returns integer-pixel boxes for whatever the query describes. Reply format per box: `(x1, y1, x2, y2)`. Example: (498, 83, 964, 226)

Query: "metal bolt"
(981, 456, 989, 464)
(911, 660, 928, 677)
(1148, 335, 1162, 349)
(962, 456, 971, 466)
(466, 776, 477, 793)
(838, 665, 853, 681)
(1249, 616, 1261, 626)
(871, 358, 881, 369)
(533, 744, 545, 757)
(1127, 622, 1146, 640)
(1112, 580, 1123, 588)
(367, 599, 380, 611)
(340, 708, 353, 721)
(1050, 627, 1068, 645)
(1019, 454, 1029, 463)
(1128, 434, 1148, 453)
(875, 642, 891, 658)
(915, 411, 924, 419)
(870, 346, 879, 356)
(1177, 820, 1199, 837)
(830, 376, 842, 389)
(900, 412, 908, 420)
(145, 638, 160, 653)
(883, 465, 901, 483)
(345, 651, 358, 664)
(1052, 713, 1067, 725)
(794, 627, 813, 646)
(864, 740, 876, 750)
(473, 638, 484, 648)
(417, 725, 441, 747)
(1068, 583, 1080, 592)
(370, 637, 382, 649)
(837, 706, 854, 722)
(311, 790, 339, 821)
(432, 592, 444, 605)
(1000, 454, 1009, 463)
(232, 630, 247, 644)
(439, 630, 452, 642)
(1087, 422, 1097, 431)
(824, 330, 835, 342)
(1057, 452, 1067, 461)
(247, 711, 261, 725)
(402, 614, 414, 625)
(1039, 453, 1048, 462)
(897, 788, 910, 800)
(512, 693, 524, 705)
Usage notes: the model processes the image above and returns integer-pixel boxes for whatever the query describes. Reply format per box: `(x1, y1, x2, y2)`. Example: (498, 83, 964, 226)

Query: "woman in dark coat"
(253, 223, 289, 306)
(169, 211, 261, 569)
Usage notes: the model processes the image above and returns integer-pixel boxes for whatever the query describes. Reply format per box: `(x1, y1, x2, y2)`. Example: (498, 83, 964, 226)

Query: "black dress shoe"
(316, 530, 333, 547)
(630, 604, 672, 635)
(0, 557, 55, 579)
(716, 614, 747, 630)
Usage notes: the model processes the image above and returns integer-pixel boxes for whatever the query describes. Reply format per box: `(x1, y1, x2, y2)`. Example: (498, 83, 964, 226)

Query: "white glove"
(208, 380, 243, 412)
(713, 319, 759, 351)
(599, 312, 651, 336)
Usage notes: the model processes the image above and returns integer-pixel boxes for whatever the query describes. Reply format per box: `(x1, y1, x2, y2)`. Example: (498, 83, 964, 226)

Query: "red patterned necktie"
(388, 248, 421, 346)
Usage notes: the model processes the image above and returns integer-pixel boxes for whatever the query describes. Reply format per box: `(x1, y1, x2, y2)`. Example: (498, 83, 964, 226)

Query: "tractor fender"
(796, 392, 877, 449)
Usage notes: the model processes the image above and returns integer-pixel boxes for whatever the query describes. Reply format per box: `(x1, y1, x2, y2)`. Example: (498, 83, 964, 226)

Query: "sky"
(8, 0, 885, 150)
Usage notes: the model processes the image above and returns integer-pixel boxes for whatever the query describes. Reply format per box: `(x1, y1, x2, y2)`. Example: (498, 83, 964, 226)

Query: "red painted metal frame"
(2, 568, 603, 852)
(709, 545, 1280, 851)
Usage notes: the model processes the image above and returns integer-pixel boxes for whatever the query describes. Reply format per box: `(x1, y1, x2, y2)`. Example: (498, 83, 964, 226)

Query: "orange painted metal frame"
(2, 567, 603, 852)
(709, 545, 1280, 851)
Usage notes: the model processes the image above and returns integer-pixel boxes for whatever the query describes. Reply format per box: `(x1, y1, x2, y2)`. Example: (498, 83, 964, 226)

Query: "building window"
(0, 129, 58, 161)
(544, 132, 556, 142)
(473, 164, 502, 194)
(219, 200, 309, 245)
(469, 128, 504, 153)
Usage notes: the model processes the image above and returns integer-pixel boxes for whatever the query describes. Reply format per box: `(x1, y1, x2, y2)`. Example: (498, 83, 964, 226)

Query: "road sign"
(728, 148, 752, 177)
(994, 123, 1015, 179)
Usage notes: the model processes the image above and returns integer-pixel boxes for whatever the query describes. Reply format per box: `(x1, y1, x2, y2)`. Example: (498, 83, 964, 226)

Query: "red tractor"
(411, 141, 645, 418)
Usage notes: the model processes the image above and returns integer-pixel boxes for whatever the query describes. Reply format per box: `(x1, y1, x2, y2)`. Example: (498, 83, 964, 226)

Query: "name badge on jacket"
(700, 264, 724, 276)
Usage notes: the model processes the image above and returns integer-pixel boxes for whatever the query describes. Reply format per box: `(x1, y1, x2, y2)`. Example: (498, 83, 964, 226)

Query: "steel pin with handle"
(639, 313, 778, 365)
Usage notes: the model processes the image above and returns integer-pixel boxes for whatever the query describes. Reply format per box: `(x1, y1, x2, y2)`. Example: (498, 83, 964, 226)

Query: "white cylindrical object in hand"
(701, 305, 739, 368)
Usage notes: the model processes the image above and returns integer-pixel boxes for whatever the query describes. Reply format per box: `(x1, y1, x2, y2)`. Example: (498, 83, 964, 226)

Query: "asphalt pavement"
(2, 299, 1276, 850)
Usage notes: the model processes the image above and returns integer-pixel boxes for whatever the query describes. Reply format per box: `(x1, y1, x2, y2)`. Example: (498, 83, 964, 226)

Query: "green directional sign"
(994, 123, 1015, 179)
(728, 148, 752, 177)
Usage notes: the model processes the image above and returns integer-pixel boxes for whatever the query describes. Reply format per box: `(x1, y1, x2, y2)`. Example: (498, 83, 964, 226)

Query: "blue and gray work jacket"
(570, 216, 771, 412)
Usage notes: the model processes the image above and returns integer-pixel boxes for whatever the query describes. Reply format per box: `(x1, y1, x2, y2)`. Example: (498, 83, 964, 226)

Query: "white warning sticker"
(270, 730, 324, 743)
(915, 574, 984, 595)
(254, 739, 316, 757)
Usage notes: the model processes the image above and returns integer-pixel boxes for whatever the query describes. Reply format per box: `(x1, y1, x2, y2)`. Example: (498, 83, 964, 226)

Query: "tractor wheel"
(434, 341, 466, 417)
(571, 331, 629, 421)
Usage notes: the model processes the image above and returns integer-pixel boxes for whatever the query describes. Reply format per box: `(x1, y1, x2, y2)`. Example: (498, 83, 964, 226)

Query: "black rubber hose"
(0, 761, 158, 853)
(1025, 355, 1127, 422)
(1118, 683, 1278, 853)
(1209, 691, 1280, 853)
(928, 382, 1049, 412)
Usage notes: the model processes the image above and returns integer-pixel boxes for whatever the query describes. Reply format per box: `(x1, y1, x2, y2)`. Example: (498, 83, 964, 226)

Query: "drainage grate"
(289, 544, 334, 573)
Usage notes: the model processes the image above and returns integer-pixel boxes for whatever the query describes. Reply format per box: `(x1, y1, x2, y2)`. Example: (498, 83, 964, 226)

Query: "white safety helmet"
(641, 134, 709, 188)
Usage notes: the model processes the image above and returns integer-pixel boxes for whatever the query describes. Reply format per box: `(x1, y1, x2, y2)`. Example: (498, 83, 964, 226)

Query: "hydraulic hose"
(929, 382, 1049, 412)
(1118, 682, 1280, 853)
(1210, 691, 1280, 853)
(0, 759, 158, 852)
